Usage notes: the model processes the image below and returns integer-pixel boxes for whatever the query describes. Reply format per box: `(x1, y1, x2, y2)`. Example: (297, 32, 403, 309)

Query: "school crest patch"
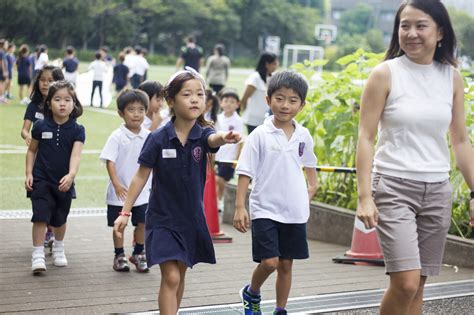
(192, 146, 203, 162)
(298, 142, 305, 157)
(228, 125, 235, 131)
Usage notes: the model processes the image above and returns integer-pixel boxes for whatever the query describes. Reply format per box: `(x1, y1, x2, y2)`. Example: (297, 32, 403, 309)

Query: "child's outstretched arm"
(233, 175, 251, 233)
(25, 139, 39, 191)
(59, 141, 84, 192)
(304, 167, 318, 202)
(114, 165, 152, 238)
(21, 120, 33, 146)
(106, 160, 128, 201)
(208, 131, 241, 148)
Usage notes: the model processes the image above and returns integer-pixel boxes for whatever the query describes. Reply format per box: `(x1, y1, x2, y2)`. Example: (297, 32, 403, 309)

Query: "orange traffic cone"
(332, 217, 384, 266)
(204, 163, 232, 243)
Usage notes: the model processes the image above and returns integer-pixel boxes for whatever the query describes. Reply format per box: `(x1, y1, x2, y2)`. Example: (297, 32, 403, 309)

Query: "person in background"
(205, 44, 230, 94)
(88, 51, 108, 107)
(63, 46, 79, 86)
(16, 44, 33, 105)
(176, 36, 204, 72)
(5, 42, 16, 99)
(113, 52, 129, 94)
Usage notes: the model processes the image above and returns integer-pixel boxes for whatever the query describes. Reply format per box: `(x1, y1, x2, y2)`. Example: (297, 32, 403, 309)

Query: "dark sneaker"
(113, 253, 130, 272)
(129, 252, 149, 273)
(44, 231, 54, 252)
(239, 285, 262, 315)
(273, 309, 287, 315)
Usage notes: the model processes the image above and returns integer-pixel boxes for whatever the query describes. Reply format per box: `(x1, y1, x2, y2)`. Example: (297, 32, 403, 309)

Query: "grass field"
(0, 64, 251, 210)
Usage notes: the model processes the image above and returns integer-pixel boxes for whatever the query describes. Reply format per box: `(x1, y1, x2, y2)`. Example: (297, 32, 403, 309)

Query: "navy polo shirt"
(63, 57, 79, 73)
(138, 120, 218, 230)
(113, 63, 128, 86)
(31, 118, 86, 188)
(24, 101, 44, 122)
(17, 56, 31, 79)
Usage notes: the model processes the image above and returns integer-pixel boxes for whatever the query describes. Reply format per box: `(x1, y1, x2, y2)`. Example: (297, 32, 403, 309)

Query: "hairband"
(167, 66, 205, 86)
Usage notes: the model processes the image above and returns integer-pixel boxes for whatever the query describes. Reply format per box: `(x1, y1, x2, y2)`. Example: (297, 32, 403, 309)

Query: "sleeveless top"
(373, 55, 453, 182)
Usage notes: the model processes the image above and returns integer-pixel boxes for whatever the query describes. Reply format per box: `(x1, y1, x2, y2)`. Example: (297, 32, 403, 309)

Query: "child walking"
(16, 44, 33, 104)
(215, 89, 244, 211)
(25, 80, 85, 274)
(100, 89, 152, 272)
(88, 51, 107, 107)
(114, 67, 241, 314)
(233, 71, 318, 315)
(137, 80, 170, 131)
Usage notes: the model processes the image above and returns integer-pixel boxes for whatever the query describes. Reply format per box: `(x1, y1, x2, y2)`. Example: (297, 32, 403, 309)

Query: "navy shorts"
(251, 218, 309, 263)
(18, 76, 31, 85)
(107, 204, 147, 227)
(216, 162, 235, 181)
(30, 181, 73, 227)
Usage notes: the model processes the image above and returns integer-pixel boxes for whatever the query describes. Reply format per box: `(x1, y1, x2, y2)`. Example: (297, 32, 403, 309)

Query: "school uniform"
(236, 116, 317, 262)
(6, 53, 15, 80)
(113, 63, 129, 91)
(63, 57, 79, 85)
(215, 112, 245, 180)
(29, 117, 86, 227)
(24, 101, 44, 122)
(100, 125, 151, 227)
(138, 119, 218, 268)
(17, 56, 32, 85)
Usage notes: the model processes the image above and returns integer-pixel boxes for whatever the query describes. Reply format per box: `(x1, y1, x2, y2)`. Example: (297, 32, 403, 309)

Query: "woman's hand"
(356, 197, 379, 229)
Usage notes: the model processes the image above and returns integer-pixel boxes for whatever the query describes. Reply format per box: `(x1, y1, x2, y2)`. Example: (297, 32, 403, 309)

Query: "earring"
(438, 41, 442, 48)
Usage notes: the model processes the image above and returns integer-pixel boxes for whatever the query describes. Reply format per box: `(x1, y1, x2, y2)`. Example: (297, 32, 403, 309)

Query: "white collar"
(120, 124, 148, 139)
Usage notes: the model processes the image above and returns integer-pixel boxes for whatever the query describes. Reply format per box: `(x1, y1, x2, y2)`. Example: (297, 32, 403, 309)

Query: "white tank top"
(373, 55, 453, 182)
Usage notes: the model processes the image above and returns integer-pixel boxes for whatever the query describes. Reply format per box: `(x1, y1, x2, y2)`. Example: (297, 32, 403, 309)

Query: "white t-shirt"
(134, 55, 149, 76)
(88, 60, 108, 81)
(124, 54, 137, 77)
(100, 125, 152, 206)
(34, 53, 48, 70)
(374, 55, 453, 182)
(236, 116, 317, 223)
(241, 71, 268, 126)
(215, 112, 245, 162)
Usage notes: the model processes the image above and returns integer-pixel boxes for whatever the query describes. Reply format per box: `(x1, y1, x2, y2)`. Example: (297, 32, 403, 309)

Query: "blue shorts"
(251, 218, 309, 263)
(216, 162, 235, 181)
(107, 204, 147, 227)
(30, 181, 73, 227)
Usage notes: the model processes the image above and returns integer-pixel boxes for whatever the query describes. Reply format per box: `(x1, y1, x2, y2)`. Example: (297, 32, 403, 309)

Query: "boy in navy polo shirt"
(63, 46, 79, 86)
(25, 80, 85, 274)
(100, 89, 151, 272)
(233, 71, 318, 315)
(113, 52, 129, 93)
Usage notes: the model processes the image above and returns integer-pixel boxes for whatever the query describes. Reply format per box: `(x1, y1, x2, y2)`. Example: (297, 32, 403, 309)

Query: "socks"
(114, 247, 124, 256)
(32, 246, 44, 256)
(248, 286, 260, 296)
(132, 243, 144, 256)
(53, 240, 64, 248)
(275, 307, 286, 312)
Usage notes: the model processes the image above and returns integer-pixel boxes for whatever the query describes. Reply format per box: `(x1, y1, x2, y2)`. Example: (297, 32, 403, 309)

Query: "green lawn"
(0, 65, 250, 210)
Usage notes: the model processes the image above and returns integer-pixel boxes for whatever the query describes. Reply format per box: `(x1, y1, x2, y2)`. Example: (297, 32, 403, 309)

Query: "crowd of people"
(1, 1, 474, 315)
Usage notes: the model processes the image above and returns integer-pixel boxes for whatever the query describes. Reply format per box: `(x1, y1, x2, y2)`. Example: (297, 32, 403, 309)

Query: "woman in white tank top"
(355, 1, 474, 314)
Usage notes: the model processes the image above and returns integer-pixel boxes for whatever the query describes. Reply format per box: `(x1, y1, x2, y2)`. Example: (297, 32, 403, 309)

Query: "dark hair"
(186, 36, 195, 43)
(164, 70, 211, 127)
(134, 45, 142, 55)
(95, 51, 102, 60)
(138, 80, 164, 101)
(256, 52, 278, 83)
(66, 45, 75, 55)
(37, 44, 47, 58)
(100, 46, 109, 53)
(205, 89, 219, 123)
(267, 70, 308, 102)
(214, 44, 224, 56)
(116, 89, 149, 112)
(30, 65, 65, 104)
(118, 52, 126, 62)
(385, 0, 457, 66)
(19, 44, 29, 58)
(44, 80, 83, 119)
(219, 88, 240, 102)
(8, 42, 15, 50)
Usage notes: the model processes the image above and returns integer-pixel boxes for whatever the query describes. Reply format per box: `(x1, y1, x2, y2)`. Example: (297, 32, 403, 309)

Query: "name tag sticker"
(41, 132, 53, 139)
(35, 112, 44, 120)
(162, 149, 177, 158)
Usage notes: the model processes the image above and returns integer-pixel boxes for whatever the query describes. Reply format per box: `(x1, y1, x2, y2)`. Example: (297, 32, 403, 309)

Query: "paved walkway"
(1, 215, 473, 314)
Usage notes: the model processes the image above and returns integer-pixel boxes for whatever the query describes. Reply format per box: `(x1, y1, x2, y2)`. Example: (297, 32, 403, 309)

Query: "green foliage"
(293, 49, 474, 238)
(448, 7, 474, 60)
(338, 4, 374, 35)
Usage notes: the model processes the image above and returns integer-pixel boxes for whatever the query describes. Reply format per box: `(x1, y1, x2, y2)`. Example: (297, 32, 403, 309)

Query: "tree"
(338, 4, 374, 35)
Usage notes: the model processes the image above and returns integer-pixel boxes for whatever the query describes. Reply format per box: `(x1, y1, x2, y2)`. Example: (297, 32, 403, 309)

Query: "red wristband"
(119, 211, 131, 217)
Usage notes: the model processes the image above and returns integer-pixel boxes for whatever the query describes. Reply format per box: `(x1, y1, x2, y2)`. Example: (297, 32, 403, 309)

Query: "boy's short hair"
(219, 88, 240, 102)
(66, 46, 75, 55)
(267, 71, 308, 102)
(95, 51, 102, 59)
(116, 89, 149, 112)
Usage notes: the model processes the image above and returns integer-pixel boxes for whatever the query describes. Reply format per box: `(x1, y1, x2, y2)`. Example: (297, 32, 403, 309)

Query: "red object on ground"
(204, 163, 232, 243)
(344, 217, 384, 264)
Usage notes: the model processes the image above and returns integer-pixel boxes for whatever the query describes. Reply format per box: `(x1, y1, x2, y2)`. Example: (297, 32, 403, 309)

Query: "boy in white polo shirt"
(100, 89, 151, 273)
(233, 71, 318, 315)
(215, 89, 244, 211)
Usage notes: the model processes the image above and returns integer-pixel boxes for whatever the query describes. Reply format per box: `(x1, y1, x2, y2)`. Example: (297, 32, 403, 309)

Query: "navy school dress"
(138, 120, 218, 268)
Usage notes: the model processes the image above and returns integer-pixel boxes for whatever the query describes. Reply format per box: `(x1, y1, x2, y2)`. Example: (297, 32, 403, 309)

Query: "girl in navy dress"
(25, 80, 85, 274)
(115, 67, 241, 314)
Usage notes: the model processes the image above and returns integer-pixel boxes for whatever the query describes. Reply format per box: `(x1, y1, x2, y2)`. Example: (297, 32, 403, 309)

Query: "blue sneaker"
(273, 309, 287, 315)
(239, 285, 261, 315)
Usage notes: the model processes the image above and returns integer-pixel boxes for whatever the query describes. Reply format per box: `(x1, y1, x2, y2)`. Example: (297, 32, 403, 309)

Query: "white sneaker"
(52, 245, 68, 267)
(32, 252, 46, 274)
(21, 97, 30, 105)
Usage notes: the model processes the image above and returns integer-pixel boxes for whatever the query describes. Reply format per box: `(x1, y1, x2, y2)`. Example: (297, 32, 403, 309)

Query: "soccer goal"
(282, 45, 325, 71)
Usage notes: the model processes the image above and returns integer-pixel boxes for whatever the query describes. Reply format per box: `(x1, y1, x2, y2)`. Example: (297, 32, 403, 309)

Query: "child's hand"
(114, 184, 128, 201)
(223, 131, 241, 144)
(114, 215, 129, 239)
(25, 174, 34, 191)
(58, 173, 74, 192)
(233, 206, 250, 233)
(25, 136, 31, 147)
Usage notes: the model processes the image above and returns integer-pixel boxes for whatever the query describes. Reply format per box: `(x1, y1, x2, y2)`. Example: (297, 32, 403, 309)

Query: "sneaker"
(273, 309, 287, 315)
(113, 253, 130, 272)
(240, 285, 262, 315)
(44, 231, 55, 252)
(32, 251, 46, 274)
(52, 244, 68, 267)
(129, 252, 149, 272)
(21, 97, 30, 105)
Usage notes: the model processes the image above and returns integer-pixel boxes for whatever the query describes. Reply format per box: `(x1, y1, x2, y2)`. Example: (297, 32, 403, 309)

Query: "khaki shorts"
(372, 173, 452, 276)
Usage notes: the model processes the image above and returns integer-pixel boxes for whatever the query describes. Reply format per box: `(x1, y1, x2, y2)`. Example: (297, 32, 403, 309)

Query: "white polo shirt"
(241, 71, 268, 126)
(215, 112, 245, 162)
(236, 116, 317, 223)
(100, 125, 152, 206)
